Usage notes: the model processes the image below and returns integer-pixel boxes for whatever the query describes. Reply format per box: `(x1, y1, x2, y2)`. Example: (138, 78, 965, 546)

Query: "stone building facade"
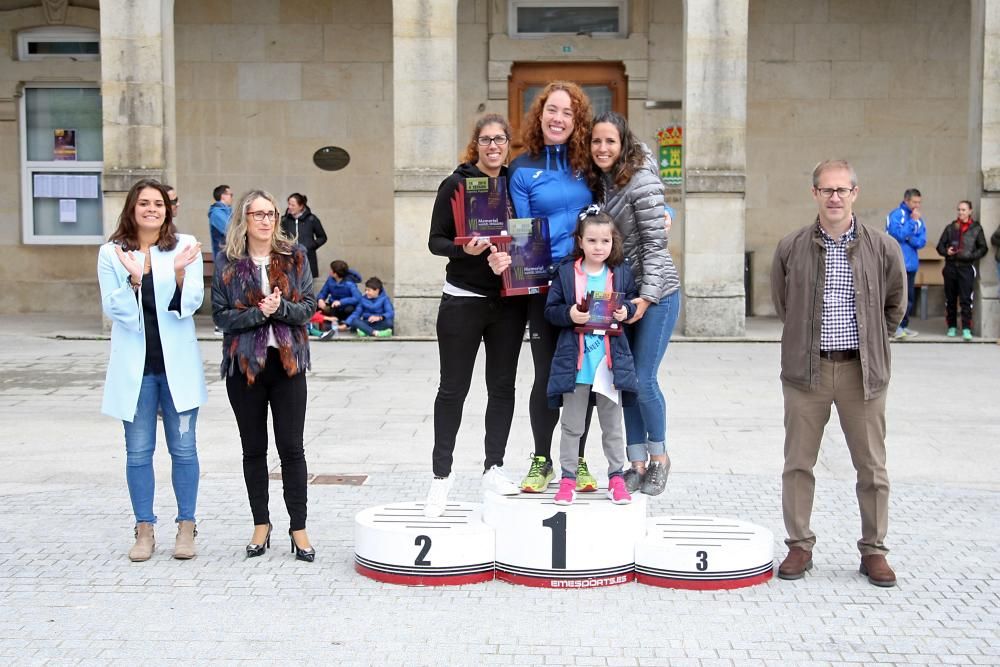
(1, 0, 998, 336)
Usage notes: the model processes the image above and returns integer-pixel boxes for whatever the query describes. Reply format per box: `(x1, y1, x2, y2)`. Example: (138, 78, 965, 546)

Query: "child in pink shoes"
(544, 207, 640, 506)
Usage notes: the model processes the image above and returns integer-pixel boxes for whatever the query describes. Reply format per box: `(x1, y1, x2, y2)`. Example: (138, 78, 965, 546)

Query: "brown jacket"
(771, 218, 906, 400)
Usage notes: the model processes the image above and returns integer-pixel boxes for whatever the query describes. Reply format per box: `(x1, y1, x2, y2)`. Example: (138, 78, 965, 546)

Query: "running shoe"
(520, 456, 554, 493)
(424, 476, 452, 517)
(622, 467, 644, 493)
(575, 457, 598, 492)
(607, 475, 632, 505)
(963, 328, 973, 341)
(482, 465, 519, 496)
(947, 327, 957, 337)
(553, 478, 576, 505)
(640, 457, 671, 496)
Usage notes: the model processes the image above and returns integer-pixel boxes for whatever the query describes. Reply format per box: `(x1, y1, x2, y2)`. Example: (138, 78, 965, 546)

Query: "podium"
(483, 489, 646, 588)
(354, 502, 495, 586)
(634, 516, 774, 590)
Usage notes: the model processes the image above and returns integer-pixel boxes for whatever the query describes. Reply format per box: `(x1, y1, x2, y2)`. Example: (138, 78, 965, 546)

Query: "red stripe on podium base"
(355, 563, 494, 586)
(497, 570, 634, 589)
(635, 570, 773, 590)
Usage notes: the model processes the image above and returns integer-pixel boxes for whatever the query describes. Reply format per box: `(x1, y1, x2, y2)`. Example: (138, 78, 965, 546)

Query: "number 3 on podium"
(542, 511, 567, 569)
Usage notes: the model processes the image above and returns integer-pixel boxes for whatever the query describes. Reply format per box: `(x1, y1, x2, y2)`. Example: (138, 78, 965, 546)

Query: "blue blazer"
(97, 233, 208, 421)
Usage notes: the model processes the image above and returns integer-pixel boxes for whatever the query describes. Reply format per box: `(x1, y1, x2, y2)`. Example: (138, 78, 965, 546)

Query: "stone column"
(976, 0, 1000, 338)
(98, 0, 174, 236)
(392, 0, 458, 336)
(681, 0, 749, 336)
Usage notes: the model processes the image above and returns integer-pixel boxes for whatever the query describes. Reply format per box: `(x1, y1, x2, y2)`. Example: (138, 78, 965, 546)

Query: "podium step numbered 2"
(355, 495, 774, 589)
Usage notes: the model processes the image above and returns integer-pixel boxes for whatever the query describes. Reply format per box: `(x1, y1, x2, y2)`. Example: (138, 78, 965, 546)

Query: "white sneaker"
(482, 465, 520, 496)
(424, 476, 452, 517)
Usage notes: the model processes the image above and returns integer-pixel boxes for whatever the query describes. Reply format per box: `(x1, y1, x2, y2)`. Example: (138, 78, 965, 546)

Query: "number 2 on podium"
(414, 535, 432, 566)
(542, 511, 567, 569)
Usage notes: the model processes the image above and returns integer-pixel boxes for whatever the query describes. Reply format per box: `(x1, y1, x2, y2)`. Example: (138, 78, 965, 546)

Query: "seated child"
(316, 260, 363, 331)
(544, 207, 639, 505)
(345, 276, 395, 337)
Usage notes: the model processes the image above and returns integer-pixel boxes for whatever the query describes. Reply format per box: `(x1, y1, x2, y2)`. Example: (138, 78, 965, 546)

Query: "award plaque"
(496, 217, 553, 297)
(452, 176, 509, 245)
(574, 291, 625, 336)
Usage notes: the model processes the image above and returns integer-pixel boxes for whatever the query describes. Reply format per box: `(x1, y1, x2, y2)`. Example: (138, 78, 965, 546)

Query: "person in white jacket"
(97, 179, 207, 563)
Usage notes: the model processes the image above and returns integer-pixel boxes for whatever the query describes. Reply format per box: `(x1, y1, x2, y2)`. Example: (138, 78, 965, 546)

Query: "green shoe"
(520, 456, 554, 493)
(946, 327, 957, 337)
(374, 328, 393, 338)
(962, 328, 972, 341)
(356, 329, 369, 337)
(575, 457, 598, 492)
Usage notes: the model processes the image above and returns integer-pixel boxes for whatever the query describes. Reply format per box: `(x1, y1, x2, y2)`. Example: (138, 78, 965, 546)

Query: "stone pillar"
(392, 0, 458, 336)
(681, 0, 749, 336)
(976, 0, 1000, 338)
(98, 0, 174, 236)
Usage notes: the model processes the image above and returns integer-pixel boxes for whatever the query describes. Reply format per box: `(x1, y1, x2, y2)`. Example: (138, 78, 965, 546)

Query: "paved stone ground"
(0, 319, 998, 665)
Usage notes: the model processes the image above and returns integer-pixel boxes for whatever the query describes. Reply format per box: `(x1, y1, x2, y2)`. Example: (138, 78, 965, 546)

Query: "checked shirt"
(819, 219, 860, 352)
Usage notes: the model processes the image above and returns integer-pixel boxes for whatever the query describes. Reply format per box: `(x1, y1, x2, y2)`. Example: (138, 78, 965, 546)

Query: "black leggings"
(432, 294, 527, 477)
(226, 348, 308, 531)
(526, 292, 590, 462)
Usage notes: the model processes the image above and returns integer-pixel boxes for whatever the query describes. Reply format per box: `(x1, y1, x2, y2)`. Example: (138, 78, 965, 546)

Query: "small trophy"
(495, 217, 553, 296)
(574, 291, 625, 336)
(452, 176, 509, 245)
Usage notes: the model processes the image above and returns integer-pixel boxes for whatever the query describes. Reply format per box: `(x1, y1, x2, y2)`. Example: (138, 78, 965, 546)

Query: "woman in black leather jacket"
(281, 193, 327, 279)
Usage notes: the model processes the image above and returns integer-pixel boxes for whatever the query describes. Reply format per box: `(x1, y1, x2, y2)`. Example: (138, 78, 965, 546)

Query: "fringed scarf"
(220, 250, 310, 384)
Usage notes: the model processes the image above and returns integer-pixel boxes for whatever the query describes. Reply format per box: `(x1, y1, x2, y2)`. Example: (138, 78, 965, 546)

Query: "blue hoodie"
(316, 272, 362, 305)
(885, 201, 927, 272)
(508, 144, 593, 263)
(345, 290, 394, 329)
(208, 201, 232, 256)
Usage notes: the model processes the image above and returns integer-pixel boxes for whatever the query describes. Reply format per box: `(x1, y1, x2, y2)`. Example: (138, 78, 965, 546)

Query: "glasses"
(477, 135, 509, 146)
(169, 198, 179, 205)
(247, 210, 277, 222)
(815, 187, 855, 199)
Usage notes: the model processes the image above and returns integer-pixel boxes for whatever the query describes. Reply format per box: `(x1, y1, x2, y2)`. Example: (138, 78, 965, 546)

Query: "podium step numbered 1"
(355, 496, 774, 589)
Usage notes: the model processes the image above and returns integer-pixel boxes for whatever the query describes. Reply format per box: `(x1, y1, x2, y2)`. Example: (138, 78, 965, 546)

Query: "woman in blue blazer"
(97, 179, 207, 562)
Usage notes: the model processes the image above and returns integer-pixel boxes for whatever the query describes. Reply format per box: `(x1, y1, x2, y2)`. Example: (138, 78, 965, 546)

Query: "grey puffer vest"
(600, 147, 680, 303)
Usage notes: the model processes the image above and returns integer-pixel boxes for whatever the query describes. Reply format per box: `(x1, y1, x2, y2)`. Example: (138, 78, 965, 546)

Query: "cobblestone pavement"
(1, 329, 997, 665)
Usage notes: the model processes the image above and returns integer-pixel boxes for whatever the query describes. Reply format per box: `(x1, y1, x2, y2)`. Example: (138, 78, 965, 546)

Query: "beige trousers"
(781, 358, 890, 556)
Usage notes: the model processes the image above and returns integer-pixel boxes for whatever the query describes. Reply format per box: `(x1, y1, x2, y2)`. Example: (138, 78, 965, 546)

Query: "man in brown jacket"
(770, 159, 906, 587)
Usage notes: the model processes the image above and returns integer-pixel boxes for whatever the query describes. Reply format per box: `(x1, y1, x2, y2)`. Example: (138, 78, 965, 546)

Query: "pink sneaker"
(553, 478, 576, 505)
(607, 475, 632, 505)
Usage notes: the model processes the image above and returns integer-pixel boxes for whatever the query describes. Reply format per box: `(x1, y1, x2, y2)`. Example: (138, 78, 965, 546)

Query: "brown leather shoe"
(860, 554, 896, 587)
(777, 546, 812, 580)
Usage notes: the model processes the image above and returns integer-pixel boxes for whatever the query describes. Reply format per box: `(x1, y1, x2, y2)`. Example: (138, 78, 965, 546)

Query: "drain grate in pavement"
(268, 472, 368, 485)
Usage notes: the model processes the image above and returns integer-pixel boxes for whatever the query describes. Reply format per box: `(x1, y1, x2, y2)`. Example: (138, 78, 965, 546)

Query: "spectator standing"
(165, 185, 179, 222)
(208, 184, 233, 257)
(770, 159, 906, 587)
(935, 200, 988, 340)
(281, 193, 328, 279)
(885, 188, 927, 338)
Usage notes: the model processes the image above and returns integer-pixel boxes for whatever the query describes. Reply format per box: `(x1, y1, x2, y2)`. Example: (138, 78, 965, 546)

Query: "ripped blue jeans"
(122, 373, 200, 524)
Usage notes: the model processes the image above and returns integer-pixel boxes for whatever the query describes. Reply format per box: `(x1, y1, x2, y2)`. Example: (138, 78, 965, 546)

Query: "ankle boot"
(128, 522, 155, 562)
(173, 521, 197, 560)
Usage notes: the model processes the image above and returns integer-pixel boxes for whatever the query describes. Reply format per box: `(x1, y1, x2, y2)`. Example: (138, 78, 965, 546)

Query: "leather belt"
(820, 349, 859, 361)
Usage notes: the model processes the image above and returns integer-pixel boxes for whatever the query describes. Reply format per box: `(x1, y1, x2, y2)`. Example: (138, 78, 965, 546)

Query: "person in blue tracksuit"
(490, 80, 597, 494)
(885, 188, 927, 338)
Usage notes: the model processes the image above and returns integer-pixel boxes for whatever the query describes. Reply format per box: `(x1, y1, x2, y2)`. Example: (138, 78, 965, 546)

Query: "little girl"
(544, 206, 639, 505)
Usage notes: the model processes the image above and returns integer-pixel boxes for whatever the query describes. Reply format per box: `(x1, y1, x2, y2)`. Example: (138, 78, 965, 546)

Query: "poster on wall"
(53, 129, 77, 161)
(656, 126, 682, 187)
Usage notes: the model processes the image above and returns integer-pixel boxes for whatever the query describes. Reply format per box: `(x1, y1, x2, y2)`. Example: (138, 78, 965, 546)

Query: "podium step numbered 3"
(355, 493, 774, 589)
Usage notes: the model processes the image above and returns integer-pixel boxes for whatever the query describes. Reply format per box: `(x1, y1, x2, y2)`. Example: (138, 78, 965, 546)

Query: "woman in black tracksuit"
(423, 113, 528, 516)
(935, 200, 988, 339)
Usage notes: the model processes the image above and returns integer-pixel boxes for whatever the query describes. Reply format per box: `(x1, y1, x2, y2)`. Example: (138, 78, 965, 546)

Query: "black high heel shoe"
(245, 523, 272, 558)
(289, 529, 315, 562)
